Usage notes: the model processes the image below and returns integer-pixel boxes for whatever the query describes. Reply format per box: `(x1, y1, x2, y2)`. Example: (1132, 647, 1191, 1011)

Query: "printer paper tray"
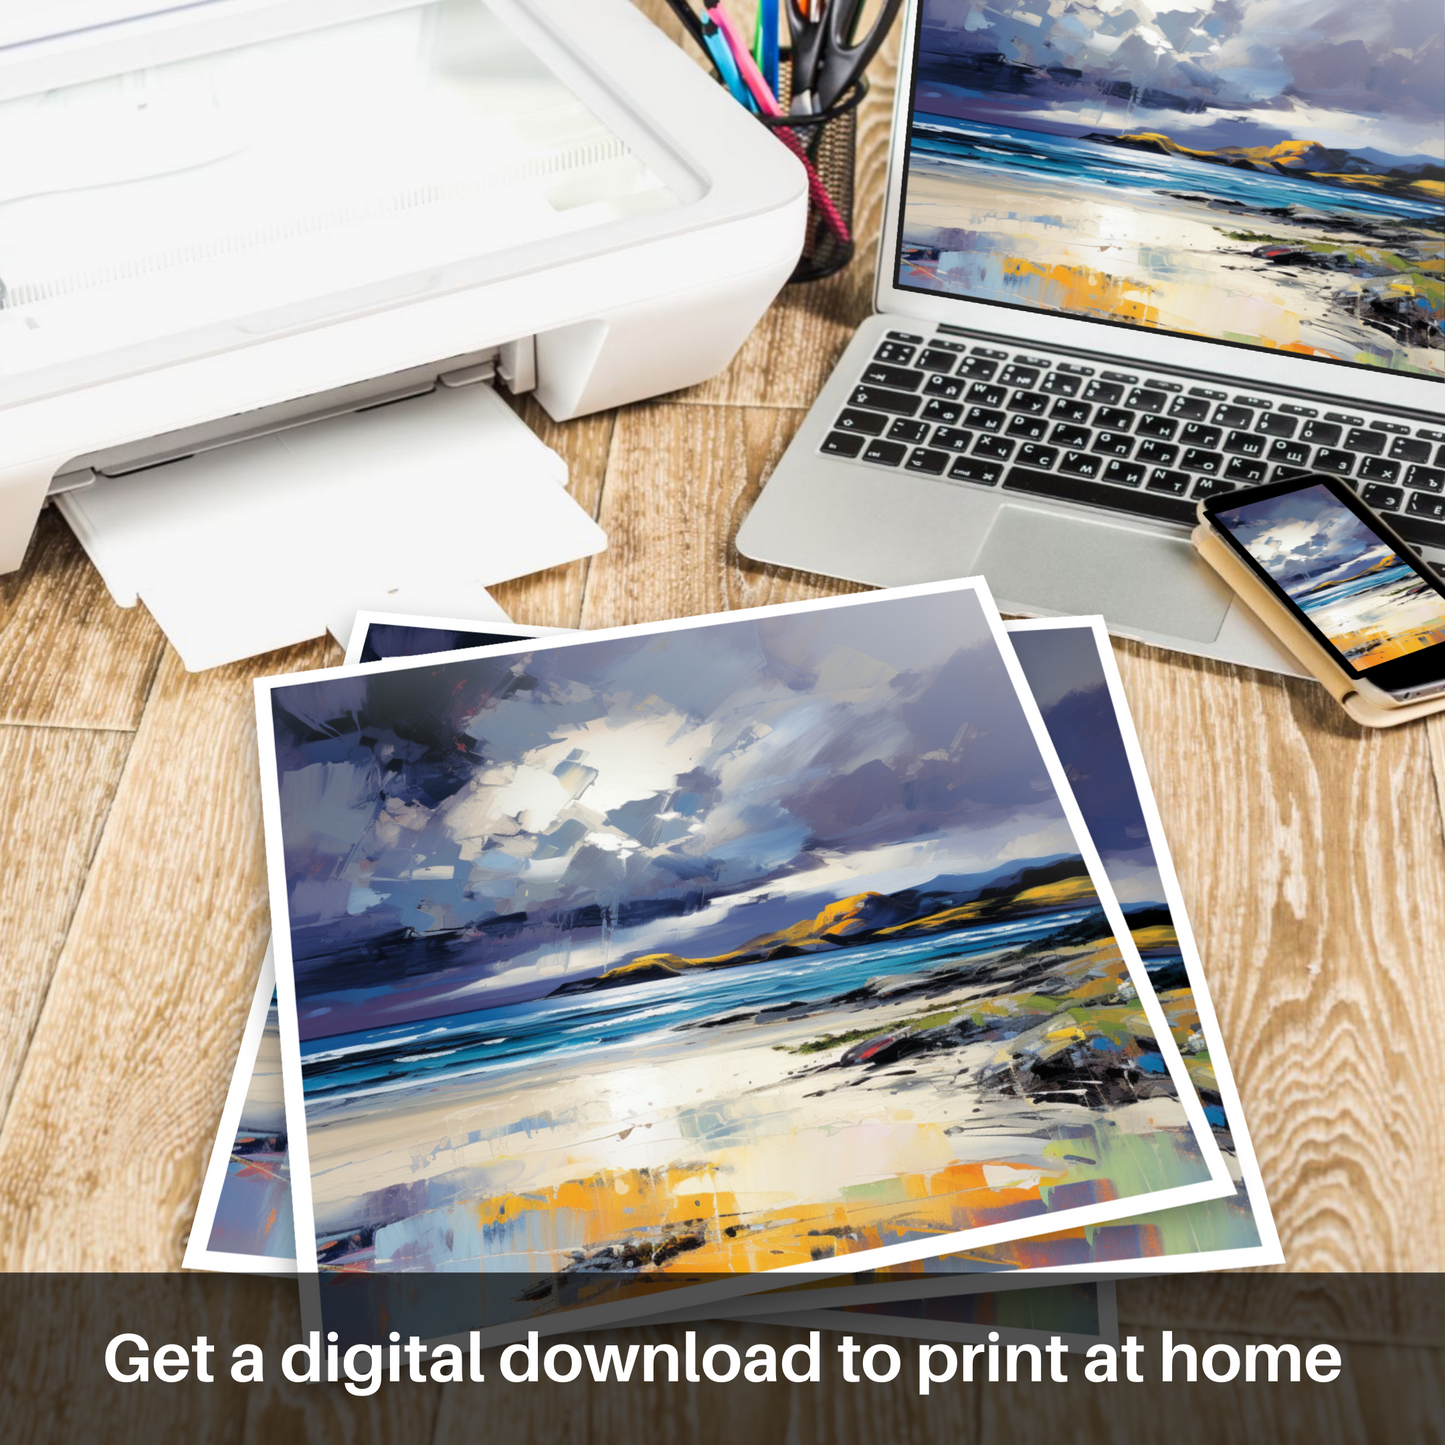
(57, 384, 605, 671)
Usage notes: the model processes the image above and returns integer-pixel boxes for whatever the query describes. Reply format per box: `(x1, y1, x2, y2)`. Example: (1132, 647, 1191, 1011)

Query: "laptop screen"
(893, 0, 1443, 380)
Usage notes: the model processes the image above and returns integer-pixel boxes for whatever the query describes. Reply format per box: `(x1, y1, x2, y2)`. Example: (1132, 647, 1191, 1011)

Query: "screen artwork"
(1215, 482, 1445, 666)
(897, 0, 1444, 376)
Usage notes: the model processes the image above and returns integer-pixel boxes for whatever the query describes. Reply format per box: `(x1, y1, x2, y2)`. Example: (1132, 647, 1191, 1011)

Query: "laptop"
(737, 0, 1444, 674)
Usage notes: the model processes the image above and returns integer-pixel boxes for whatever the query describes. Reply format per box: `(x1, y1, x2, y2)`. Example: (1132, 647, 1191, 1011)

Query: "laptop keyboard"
(821, 330, 1445, 553)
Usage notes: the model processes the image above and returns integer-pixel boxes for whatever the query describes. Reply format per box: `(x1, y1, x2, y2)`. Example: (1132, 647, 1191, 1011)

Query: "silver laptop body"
(738, 0, 1444, 675)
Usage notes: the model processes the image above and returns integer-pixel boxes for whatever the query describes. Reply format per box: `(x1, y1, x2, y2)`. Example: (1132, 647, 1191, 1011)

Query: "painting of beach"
(262, 586, 1225, 1322)
(205, 994, 293, 1261)
(1216, 482, 1445, 667)
(899, 0, 1443, 376)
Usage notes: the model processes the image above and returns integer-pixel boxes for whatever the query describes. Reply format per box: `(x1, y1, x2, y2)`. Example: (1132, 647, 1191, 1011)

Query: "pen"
(705, 3, 852, 247)
(753, 0, 780, 98)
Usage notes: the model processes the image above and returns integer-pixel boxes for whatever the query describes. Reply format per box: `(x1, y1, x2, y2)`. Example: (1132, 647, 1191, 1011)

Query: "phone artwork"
(1205, 476, 1445, 704)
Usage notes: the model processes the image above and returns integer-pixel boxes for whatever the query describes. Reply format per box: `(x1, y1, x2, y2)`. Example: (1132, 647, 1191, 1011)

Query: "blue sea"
(300, 904, 1104, 1112)
(908, 114, 1444, 227)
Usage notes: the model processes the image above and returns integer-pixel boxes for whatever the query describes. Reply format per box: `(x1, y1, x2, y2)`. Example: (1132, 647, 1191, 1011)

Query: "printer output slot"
(46, 338, 538, 496)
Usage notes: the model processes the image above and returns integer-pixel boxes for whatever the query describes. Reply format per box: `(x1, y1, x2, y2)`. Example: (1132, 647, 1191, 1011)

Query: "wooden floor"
(2, 5, 1443, 1440)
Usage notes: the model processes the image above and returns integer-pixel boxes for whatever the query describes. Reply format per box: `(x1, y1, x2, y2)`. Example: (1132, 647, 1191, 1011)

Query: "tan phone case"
(1192, 520, 1445, 729)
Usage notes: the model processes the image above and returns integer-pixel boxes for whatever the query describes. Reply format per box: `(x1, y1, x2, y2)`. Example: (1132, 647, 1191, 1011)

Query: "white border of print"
(182, 942, 294, 1275)
(254, 577, 1234, 1341)
(341, 611, 569, 667)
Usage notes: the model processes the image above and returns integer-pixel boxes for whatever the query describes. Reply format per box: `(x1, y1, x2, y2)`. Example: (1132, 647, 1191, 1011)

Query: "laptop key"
(1300, 420, 1341, 446)
(874, 342, 917, 365)
(916, 348, 959, 373)
(1192, 477, 1235, 499)
(930, 427, 974, 452)
(1182, 448, 1223, 474)
(1215, 404, 1254, 429)
(1224, 430, 1266, 458)
(1394, 513, 1445, 551)
(965, 406, 1006, 432)
(1136, 414, 1178, 440)
(966, 382, 1008, 407)
(1358, 457, 1400, 483)
(998, 364, 1040, 389)
(922, 398, 963, 424)
(973, 435, 1015, 461)
(821, 431, 865, 458)
(957, 356, 999, 380)
(948, 457, 1003, 485)
(1257, 413, 1298, 438)
(1006, 415, 1048, 441)
(1095, 406, 1134, 432)
(1407, 491, 1445, 521)
(1051, 423, 1091, 450)
(1126, 388, 1167, 413)
(1050, 398, 1092, 424)
(1092, 432, 1134, 458)
(1361, 483, 1403, 511)
(863, 363, 925, 390)
(906, 448, 951, 476)
(1345, 428, 1385, 456)
(1060, 451, 1103, 478)
(860, 438, 908, 467)
(887, 418, 932, 444)
(1147, 469, 1191, 495)
(1406, 465, 1445, 493)
(1168, 395, 1212, 421)
(1136, 440, 1178, 467)
(1314, 448, 1354, 476)
(835, 408, 890, 435)
(1017, 444, 1059, 469)
(1040, 372, 1081, 397)
(1103, 459, 1146, 487)
(923, 374, 966, 400)
(1083, 379, 1124, 405)
(850, 384, 921, 417)
(1003, 466, 1196, 524)
(1389, 436, 1431, 463)
(1008, 390, 1050, 415)
(1268, 438, 1312, 467)
(886, 330, 924, 343)
(1180, 423, 1222, 449)
(1225, 457, 1268, 483)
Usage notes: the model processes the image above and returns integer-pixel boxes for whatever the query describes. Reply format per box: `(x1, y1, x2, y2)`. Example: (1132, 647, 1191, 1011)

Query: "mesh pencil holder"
(759, 69, 868, 284)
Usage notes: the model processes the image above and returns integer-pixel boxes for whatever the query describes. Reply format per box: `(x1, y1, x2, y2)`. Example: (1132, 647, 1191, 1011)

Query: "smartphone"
(1200, 472, 1445, 705)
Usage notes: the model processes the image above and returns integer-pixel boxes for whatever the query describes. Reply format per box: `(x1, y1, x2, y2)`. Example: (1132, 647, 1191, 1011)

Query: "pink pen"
(705, 1, 853, 248)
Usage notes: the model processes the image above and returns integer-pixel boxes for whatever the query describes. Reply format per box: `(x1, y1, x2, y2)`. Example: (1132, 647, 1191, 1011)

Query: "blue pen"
(758, 0, 780, 98)
(701, 14, 755, 110)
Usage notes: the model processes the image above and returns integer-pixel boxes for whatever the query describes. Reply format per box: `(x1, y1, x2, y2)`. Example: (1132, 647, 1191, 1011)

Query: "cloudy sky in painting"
(1214, 482, 1396, 590)
(917, 0, 1444, 161)
(269, 589, 1093, 1034)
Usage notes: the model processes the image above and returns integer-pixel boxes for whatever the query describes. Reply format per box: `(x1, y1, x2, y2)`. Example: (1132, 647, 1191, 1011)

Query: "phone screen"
(1208, 477, 1445, 695)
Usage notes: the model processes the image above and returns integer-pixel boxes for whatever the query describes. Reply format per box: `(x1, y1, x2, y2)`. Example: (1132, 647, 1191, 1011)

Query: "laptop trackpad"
(976, 505, 1233, 643)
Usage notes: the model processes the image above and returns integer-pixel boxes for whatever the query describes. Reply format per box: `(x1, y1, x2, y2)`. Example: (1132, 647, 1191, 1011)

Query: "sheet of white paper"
(57, 383, 602, 670)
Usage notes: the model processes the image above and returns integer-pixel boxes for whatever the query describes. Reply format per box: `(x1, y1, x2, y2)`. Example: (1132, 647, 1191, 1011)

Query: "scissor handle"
(815, 0, 902, 108)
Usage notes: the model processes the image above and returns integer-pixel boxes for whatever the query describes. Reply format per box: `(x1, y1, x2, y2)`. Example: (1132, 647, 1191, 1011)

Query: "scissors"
(785, 0, 903, 113)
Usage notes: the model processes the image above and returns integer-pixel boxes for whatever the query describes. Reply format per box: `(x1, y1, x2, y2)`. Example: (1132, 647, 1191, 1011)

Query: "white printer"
(0, 0, 806, 664)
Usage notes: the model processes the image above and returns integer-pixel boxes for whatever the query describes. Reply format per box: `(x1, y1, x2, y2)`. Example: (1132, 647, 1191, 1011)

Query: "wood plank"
(0, 638, 337, 1270)
(0, 725, 134, 1126)
(490, 397, 614, 630)
(1109, 637, 1445, 1271)
(430, 1322, 981, 1445)
(579, 403, 866, 631)
(985, 1322, 1439, 1445)
(0, 509, 165, 730)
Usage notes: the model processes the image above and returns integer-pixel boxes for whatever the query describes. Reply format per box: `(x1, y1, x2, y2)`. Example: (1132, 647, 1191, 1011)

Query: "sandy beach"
(902, 160, 1443, 375)
(304, 927, 1209, 1274)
